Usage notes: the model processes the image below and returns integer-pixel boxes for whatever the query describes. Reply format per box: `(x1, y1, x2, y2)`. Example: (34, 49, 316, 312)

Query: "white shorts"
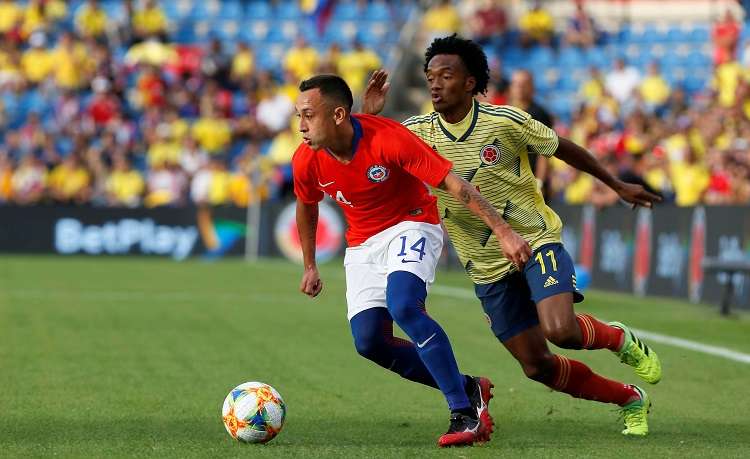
(344, 221, 444, 320)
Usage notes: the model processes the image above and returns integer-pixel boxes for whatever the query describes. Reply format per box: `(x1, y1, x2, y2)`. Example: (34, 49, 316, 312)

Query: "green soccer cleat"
(609, 321, 662, 384)
(619, 386, 651, 436)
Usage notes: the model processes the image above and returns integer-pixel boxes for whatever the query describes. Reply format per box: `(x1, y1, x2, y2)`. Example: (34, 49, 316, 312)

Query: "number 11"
(535, 249, 557, 274)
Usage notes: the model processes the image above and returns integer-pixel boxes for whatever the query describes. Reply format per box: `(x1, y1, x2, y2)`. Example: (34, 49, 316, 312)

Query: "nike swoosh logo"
(318, 180, 334, 187)
(417, 332, 437, 348)
(401, 259, 420, 264)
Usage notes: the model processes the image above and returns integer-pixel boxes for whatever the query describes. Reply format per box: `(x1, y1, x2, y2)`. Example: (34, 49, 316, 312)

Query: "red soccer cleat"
(438, 413, 483, 447)
(467, 376, 495, 441)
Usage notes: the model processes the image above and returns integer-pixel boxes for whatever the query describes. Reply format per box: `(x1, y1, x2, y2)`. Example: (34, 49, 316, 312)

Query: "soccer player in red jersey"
(292, 75, 529, 446)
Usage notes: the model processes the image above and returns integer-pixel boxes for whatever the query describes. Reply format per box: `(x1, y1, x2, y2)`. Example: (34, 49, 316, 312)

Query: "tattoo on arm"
(460, 182, 504, 229)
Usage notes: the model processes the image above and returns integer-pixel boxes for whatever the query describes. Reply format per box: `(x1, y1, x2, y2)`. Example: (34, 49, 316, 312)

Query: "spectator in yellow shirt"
(48, 154, 91, 204)
(337, 41, 381, 95)
(519, 1, 555, 47)
(192, 105, 232, 154)
(50, 32, 89, 90)
(423, 0, 461, 36)
(133, 0, 168, 41)
(0, 154, 13, 203)
(76, 0, 109, 39)
(21, 0, 46, 38)
(230, 41, 255, 84)
(640, 61, 670, 114)
(148, 125, 182, 167)
(0, 0, 22, 34)
(578, 66, 605, 105)
(190, 156, 231, 206)
(283, 37, 319, 81)
(670, 149, 710, 206)
(21, 32, 52, 84)
(11, 154, 46, 205)
(711, 60, 748, 108)
(106, 155, 144, 207)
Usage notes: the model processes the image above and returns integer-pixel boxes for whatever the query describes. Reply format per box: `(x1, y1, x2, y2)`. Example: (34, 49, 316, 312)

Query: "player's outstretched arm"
(296, 200, 323, 298)
(438, 172, 532, 269)
(361, 69, 390, 115)
(554, 137, 662, 209)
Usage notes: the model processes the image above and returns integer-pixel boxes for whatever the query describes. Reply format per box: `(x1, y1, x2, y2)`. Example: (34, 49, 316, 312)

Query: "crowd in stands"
(0, 0, 386, 208)
(1, 0, 748, 209)
(424, 0, 750, 206)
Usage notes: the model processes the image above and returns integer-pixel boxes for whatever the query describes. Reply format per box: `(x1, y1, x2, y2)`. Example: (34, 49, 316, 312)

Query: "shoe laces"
(617, 400, 645, 427)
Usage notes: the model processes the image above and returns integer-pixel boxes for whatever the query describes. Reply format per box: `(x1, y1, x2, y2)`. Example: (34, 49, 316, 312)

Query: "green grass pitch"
(2, 256, 749, 458)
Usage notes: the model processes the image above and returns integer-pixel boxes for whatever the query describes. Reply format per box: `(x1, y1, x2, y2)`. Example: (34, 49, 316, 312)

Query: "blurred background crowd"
(0, 0, 748, 209)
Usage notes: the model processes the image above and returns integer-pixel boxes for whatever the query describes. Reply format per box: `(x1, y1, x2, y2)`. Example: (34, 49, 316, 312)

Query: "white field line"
(429, 285, 750, 365)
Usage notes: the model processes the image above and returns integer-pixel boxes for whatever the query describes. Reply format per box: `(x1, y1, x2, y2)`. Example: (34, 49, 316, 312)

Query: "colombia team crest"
(480, 144, 501, 166)
(366, 165, 390, 183)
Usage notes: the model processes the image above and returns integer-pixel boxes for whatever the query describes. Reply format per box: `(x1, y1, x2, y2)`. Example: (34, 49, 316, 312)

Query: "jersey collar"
(437, 99, 479, 142)
(351, 115, 363, 156)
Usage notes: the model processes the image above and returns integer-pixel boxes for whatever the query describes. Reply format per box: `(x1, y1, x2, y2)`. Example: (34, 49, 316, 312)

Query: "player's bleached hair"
(299, 74, 353, 112)
(424, 34, 489, 96)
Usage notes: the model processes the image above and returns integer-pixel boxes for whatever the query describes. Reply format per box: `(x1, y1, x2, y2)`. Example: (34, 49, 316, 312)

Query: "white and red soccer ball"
(222, 382, 286, 444)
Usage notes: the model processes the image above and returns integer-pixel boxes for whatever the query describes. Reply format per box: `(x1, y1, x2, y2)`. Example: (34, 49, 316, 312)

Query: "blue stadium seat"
(358, 21, 388, 47)
(584, 47, 608, 68)
(239, 20, 270, 43)
(367, 2, 390, 21)
(246, 1, 272, 20)
(528, 46, 554, 68)
(332, 2, 359, 21)
(684, 75, 706, 93)
(277, 1, 302, 20)
(686, 50, 710, 68)
(214, 19, 240, 42)
(666, 27, 691, 43)
(557, 74, 579, 92)
(191, 0, 219, 18)
(324, 20, 357, 45)
(559, 47, 585, 67)
(174, 20, 196, 43)
(689, 24, 710, 43)
(218, 0, 242, 19)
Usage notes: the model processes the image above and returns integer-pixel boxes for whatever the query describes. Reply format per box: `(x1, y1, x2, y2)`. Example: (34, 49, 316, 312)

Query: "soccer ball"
(221, 381, 286, 443)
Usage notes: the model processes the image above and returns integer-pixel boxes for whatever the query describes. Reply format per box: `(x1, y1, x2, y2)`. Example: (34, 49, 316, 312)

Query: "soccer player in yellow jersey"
(363, 35, 662, 436)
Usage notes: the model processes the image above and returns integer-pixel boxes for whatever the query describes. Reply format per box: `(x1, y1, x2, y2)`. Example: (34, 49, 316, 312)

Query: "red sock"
(576, 314, 624, 351)
(546, 355, 638, 406)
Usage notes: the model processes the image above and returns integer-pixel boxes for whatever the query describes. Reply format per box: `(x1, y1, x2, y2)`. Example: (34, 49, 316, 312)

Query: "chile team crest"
(366, 165, 390, 183)
(480, 144, 501, 166)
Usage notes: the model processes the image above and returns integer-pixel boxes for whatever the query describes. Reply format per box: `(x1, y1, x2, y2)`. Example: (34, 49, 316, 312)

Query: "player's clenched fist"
(495, 226, 532, 271)
(300, 267, 323, 298)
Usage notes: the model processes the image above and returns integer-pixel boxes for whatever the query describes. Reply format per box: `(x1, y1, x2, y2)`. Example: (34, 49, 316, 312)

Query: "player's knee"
(520, 355, 556, 383)
(541, 322, 581, 349)
(386, 271, 427, 325)
(352, 332, 386, 362)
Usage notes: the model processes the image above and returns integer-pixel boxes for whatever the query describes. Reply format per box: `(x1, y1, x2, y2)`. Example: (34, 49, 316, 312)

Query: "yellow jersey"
(403, 100, 562, 284)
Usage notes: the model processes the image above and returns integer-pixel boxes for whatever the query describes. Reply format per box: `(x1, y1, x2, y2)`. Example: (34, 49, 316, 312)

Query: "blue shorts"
(474, 243, 584, 342)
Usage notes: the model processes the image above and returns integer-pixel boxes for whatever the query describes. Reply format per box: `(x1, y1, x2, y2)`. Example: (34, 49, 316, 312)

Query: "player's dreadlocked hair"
(424, 34, 490, 96)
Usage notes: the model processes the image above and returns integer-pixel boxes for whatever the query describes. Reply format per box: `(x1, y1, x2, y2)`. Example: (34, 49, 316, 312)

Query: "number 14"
(535, 249, 557, 274)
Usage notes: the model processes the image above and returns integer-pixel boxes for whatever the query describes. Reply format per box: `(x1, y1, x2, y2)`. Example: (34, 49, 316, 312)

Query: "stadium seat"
(559, 47, 585, 68)
(332, 2, 360, 21)
(358, 21, 389, 47)
(367, 2, 391, 21)
(240, 20, 270, 43)
(277, 1, 302, 20)
(324, 20, 357, 45)
(246, 1, 272, 20)
(689, 24, 710, 43)
(214, 20, 240, 42)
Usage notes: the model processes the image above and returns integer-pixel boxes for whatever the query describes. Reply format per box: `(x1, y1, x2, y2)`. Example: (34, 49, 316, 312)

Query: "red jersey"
(292, 114, 452, 246)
